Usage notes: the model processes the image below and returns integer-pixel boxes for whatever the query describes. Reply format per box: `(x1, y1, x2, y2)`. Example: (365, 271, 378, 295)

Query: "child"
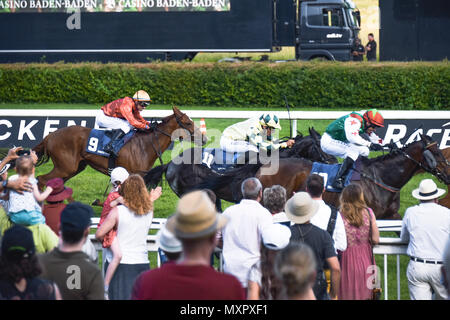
(7, 155, 53, 226)
(98, 167, 129, 299)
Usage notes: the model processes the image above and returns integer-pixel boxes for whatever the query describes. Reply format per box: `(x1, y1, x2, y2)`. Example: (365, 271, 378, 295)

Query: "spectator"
(97, 166, 129, 299)
(307, 174, 347, 253)
(7, 155, 53, 226)
(285, 192, 340, 300)
(365, 33, 377, 61)
(221, 177, 273, 290)
(274, 242, 317, 300)
(307, 174, 347, 296)
(96, 174, 161, 300)
(247, 223, 291, 300)
(42, 178, 74, 234)
(442, 239, 450, 299)
(0, 147, 33, 196)
(131, 190, 245, 300)
(338, 183, 379, 300)
(263, 185, 290, 226)
(156, 217, 182, 265)
(39, 202, 104, 300)
(351, 38, 365, 61)
(0, 225, 61, 300)
(401, 179, 449, 300)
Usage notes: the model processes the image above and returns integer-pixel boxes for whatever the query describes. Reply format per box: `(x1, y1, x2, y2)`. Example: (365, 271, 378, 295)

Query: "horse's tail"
(143, 163, 169, 188)
(33, 136, 50, 167)
(197, 163, 263, 195)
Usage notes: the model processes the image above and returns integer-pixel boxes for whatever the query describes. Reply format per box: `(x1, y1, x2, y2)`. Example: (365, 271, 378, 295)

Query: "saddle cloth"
(86, 129, 135, 157)
(201, 148, 244, 173)
(310, 158, 362, 193)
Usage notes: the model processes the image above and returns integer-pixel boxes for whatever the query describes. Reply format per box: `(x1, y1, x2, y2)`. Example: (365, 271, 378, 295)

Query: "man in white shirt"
(401, 179, 450, 300)
(307, 174, 347, 253)
(221, 177, 273, 289)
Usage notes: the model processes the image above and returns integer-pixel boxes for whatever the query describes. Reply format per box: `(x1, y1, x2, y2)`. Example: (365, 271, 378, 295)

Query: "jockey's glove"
(369, 143, 384, 151)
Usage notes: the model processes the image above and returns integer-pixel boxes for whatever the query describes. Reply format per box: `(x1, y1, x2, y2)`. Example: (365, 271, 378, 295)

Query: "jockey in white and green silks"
(320, 109, 385, 189)
(220, 113, 295, 153)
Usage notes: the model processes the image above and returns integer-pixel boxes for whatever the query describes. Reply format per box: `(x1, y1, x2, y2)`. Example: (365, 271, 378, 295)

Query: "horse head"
(290, 130, 337, 164)
(418, 134, 450, 184)
(171, 106, 207, 146)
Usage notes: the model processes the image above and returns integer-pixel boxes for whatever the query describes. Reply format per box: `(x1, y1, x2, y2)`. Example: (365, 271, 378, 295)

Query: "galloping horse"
(203, 134, 449, 219)
(33, 106, 206, 187)
(144, 128, 337, 207)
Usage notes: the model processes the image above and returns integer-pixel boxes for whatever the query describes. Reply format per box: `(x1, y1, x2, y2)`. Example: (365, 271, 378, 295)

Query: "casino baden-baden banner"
(0, 0, 230, 13)
(0, 111, 450, 149)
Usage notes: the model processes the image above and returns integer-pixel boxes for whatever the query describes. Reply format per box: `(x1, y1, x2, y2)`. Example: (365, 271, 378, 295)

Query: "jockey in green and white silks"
(220, 113, 295, 153)
(320, 109, 385, 189)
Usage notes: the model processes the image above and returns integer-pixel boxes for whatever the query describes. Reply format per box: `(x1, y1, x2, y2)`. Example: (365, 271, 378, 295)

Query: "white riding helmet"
(132, 90, 151, 102)
(259, 112, 281, 130)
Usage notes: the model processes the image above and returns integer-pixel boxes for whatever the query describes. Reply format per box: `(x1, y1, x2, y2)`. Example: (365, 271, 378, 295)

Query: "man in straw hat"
(95, 90, 152, 157)
(285, 192, 341, 300)
(401, 179, 450, 300)
(132, 190, 245, 300)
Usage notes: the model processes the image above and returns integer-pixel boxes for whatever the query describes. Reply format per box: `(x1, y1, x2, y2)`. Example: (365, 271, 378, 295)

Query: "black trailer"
(380, 0, 450, 61)
(0, 0, 360, 62)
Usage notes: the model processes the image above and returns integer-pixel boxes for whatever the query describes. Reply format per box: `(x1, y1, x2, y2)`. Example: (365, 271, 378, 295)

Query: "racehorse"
(144, 128, 337, 208)
(202, 134, 449, 219)
(33, 106, 206, 188)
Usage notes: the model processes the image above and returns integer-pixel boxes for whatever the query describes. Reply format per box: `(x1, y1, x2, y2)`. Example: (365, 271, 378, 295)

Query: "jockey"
(220, 112, 295, 154)
(320, 109, 385, 189)
(95, 90, 152, 157)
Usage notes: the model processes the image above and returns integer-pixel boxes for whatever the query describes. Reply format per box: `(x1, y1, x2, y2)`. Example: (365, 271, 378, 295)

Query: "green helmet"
(259, 113, 281, 130)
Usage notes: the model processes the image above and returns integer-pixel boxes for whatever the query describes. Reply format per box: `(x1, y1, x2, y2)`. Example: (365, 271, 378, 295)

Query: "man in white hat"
(95, 90, 152, 157)
(285, 192, 341, 300)
(401, 178, 450, 300)
(131, 190, 245, 300)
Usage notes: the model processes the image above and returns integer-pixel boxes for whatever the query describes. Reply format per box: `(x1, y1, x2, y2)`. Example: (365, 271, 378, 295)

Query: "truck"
(0, 0, 361, 63)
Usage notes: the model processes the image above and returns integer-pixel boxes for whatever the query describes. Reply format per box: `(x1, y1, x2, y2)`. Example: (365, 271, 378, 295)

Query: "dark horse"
(144, 127, 337, 205)
(33, 106, 206, 187)
(201, 134, 450, 219)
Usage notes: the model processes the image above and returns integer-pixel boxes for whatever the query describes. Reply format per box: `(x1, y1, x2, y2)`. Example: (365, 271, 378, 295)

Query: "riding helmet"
(259, 112, 282, 130)
(363, 109, 384, 127)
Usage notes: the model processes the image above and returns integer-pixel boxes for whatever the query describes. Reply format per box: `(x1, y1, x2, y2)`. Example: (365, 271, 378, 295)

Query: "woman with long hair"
(96, 174, 162, 300)
(338, 183, 380, 300)
(0, 225, 61, 300)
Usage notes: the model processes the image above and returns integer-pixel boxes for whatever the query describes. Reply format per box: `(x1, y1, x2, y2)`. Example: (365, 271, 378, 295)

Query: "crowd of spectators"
(0, 147, 448, 301)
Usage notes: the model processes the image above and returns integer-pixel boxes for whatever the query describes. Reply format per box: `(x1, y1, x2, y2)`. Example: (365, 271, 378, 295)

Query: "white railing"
(88, 217, 408, 300)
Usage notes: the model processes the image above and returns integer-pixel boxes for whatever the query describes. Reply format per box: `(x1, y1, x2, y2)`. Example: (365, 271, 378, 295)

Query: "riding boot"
(332, 157, 355, 190)
(104, 129, 125, 157)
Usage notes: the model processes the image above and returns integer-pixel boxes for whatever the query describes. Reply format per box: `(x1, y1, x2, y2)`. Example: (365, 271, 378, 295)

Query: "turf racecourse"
(2, 104, 447, 300)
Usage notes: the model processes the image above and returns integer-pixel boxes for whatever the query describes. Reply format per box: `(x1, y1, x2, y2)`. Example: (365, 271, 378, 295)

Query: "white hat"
(262, 223, 291, 250)
(285, 192, 319, 224)
(0, 163, 10, 176)
(157, 217, 182, 253)
(412, 179, 446, 201)
(110, 167, 129, 189)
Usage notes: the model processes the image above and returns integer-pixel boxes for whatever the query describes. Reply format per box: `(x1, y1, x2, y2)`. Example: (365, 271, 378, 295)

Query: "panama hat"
(285, 192, 319, 224)
(412, 179, 446, 201)
(166, 190, 228, 239)
(156, 216, 182, 253)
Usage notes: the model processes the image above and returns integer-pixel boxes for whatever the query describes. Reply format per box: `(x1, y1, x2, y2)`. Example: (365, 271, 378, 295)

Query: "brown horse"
(33, 106, 206, 187)
(203, 134, 449, 219)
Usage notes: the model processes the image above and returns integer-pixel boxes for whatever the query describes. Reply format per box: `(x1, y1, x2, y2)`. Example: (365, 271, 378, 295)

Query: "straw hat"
(285, 192, 319, 224)
(412, 179, 446, 201)
(166, 190, 228, 239)
(156, 217, 182, 253)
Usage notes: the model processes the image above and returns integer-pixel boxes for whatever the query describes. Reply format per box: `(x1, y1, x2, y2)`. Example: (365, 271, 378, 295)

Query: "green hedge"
(0, 61, 449, 109)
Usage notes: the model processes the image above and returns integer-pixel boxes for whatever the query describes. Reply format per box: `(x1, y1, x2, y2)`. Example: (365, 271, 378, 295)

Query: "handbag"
(367, 208, 382, 300)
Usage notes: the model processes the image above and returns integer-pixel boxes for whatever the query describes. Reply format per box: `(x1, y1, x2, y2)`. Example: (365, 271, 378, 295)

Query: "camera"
(17, 149, 31, 156)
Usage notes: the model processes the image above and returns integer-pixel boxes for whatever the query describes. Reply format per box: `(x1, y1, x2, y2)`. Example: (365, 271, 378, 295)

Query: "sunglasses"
(140, 102, 150, 108)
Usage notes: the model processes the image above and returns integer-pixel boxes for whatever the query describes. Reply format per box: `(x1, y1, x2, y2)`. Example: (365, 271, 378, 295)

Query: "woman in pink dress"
(338, 184, 380, 300)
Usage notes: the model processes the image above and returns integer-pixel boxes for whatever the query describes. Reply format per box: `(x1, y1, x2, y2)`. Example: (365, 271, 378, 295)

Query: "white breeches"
(220, 136, 258, 153)
(95, 110, 133, 134)
(321, 132, 369, 161)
